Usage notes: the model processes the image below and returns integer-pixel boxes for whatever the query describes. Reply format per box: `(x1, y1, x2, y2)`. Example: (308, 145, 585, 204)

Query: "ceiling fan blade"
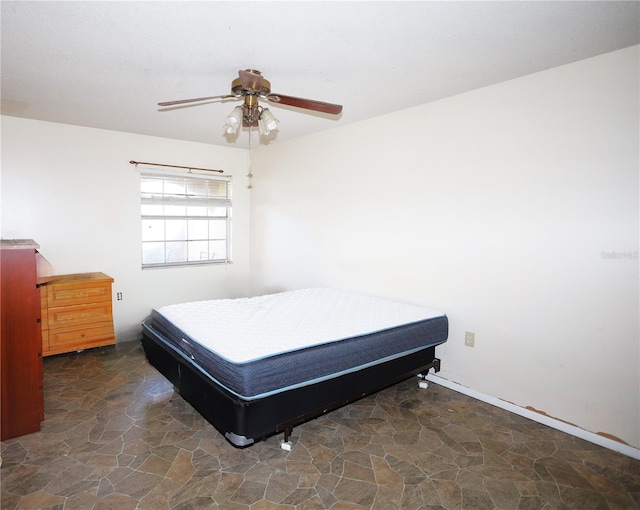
(266, 93, 343, 115)
(158, 94, 237, 107)
(238, 70, 264, 92)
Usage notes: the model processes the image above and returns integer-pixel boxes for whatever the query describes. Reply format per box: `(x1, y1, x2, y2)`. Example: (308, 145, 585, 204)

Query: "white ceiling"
(1, 1, 638, 149)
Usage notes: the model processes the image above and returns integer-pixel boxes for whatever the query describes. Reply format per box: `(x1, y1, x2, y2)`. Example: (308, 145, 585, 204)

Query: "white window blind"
(140, 172, 232, 268)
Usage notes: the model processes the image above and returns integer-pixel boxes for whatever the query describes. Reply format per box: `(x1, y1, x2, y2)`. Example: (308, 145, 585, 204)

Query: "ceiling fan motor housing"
(231, 70, 271, 96)
(231, 70, 272, 127)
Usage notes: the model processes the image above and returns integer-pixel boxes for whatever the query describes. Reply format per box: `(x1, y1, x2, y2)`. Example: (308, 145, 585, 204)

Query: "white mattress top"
(155, 287, 445, 363)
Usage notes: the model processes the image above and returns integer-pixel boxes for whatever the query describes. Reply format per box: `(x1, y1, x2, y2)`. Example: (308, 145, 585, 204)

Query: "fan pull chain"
(247, 125, 254, 189)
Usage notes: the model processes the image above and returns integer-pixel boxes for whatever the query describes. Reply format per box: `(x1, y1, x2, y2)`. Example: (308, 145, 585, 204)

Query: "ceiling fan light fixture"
(261, 108, 279, 132)
(224, 106, 243, 134)
(258, 117, 269, 136)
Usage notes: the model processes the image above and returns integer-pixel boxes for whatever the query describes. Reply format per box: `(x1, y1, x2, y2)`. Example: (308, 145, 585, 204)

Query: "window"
(140, 172, 232, 268)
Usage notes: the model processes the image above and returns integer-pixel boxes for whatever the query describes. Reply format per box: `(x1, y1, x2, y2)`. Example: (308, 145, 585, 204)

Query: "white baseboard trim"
(425, 374, 640, 460)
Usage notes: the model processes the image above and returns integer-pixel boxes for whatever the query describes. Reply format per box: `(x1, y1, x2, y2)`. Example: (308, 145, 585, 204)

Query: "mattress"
(143, 287, 448, 400)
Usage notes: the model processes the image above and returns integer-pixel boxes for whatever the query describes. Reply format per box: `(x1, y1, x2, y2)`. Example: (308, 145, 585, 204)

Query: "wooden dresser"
(38, 272, 115, 356)
(1, 239, 44, 440)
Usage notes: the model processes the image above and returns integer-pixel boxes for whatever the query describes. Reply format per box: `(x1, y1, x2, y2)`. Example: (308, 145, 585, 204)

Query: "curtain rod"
(129, 160, 224, 174)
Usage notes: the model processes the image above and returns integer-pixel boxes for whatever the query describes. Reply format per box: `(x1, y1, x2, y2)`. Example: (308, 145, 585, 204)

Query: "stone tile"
(250, 501, 297, 510)
(372, 485, 403, 509)
(229, 480, 267, 505)
(484, 477, 520, 510)
(461, 487, 495, 510)
(92, 492, 138, 510)
(456, 469, 485, 490)
(13, 490, 66, 509)
(433, 478, 462, 509)
(63, 489, 101, 509)
(112, 469, 164, 499)
(342, 460, 376, 483)
(371, 455, 404, 492)
(105, 466, 134, 485)
(137, 453, 172, 476)
(558, 485, 610, 509)
(265, 472, 301, 503)
(211, 471, 245, 502)
(401, 481, 426, 508)
(280, 487, 318, 506)
(333, 477, 378, 507)
(420, 479, 445, 506)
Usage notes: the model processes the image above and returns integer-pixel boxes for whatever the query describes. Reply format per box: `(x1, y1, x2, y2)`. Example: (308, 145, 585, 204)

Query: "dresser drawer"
(47, 301, 113, 329)
(46, 324, 115, 354)
(47, 279, 112, 307)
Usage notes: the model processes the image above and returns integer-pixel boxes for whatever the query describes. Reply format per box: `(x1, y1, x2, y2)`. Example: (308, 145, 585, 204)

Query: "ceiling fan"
(158, 69, 343, 136)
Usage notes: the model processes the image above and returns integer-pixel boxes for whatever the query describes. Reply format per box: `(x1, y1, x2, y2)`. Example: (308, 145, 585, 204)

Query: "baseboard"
(426, 374, 640, 460)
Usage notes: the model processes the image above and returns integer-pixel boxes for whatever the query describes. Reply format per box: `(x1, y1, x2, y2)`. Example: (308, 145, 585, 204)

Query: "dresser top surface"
(0, 239, 39, 250)
(37, 272, 113, 285)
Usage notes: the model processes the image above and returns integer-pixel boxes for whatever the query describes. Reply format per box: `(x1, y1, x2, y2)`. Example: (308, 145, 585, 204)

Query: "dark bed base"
(141, 326, 442, 448)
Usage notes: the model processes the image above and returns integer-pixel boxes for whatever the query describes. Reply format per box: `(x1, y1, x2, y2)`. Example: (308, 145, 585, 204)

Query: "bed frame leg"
(280, 427, 293, 451)
(417, 358, 441, 389)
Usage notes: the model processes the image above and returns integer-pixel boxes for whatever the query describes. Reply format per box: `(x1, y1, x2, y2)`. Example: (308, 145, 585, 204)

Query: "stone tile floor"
(1, 341, 639, 509)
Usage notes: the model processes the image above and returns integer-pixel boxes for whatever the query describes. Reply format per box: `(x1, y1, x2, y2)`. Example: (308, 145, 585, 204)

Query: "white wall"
(1, 118, 251, 341)
(250, 46, 640, 448)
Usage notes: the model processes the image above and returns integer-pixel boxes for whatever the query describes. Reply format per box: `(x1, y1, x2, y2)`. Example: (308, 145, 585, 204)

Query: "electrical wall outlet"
(465, 331, 475, 347)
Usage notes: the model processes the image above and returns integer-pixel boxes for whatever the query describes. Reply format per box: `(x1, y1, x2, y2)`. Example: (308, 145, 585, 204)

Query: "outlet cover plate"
(465, 331, 475, 347)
